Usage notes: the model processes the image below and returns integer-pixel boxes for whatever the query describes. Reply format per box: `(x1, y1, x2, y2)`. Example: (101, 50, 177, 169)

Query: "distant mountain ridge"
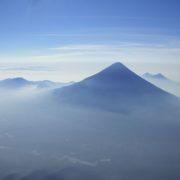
(0, 77, 73, 90)
(54, 62, 178, 112)
(143, 72, 168, 80)
(142, 72, 180, 97)
(0, 77, 30, 89)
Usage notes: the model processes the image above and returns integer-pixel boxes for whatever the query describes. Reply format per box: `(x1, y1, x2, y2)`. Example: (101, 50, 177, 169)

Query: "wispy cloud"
(29, 43, 180, 65)
(35, 26, 180, 40)
(0, 43, 180, 82)
(51, 44, 121, 52)
(0, 65, 56, 72)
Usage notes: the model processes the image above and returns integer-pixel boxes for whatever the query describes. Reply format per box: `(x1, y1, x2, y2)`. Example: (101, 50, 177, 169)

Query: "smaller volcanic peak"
(143, 73, 168, 80)
(154, 73, 167, 80)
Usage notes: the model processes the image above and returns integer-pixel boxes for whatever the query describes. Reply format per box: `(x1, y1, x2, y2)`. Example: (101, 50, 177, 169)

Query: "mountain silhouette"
(0, 77, 73, 90)
(143, 72, 180, 97)
(54, 62, 178, 112)
(0, 77, 30, 89)
(143, 73, 168, 81)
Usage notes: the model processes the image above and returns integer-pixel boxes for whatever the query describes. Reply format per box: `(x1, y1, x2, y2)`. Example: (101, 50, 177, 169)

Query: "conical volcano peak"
(83, 62, 136, 83)
(55, 61, 176, 113)
(103, 62, 130, 72)
(108, 62, 127, 68)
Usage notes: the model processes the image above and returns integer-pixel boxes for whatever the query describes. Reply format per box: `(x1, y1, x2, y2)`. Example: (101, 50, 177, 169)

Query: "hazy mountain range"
(1, 64, 179, 97)
(0, 62, 179, 180)
(0, 77, 73, 90)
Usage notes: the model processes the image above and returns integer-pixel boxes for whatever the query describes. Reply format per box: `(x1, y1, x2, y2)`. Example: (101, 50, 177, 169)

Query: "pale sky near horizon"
(0, 0, 180, 82)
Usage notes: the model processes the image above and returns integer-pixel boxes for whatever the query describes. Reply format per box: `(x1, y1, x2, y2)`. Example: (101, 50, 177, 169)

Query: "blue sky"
(0, 0, 180, 81)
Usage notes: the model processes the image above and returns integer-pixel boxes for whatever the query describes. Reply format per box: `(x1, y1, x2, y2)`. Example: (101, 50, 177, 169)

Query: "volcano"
(54, 62, 178, 112)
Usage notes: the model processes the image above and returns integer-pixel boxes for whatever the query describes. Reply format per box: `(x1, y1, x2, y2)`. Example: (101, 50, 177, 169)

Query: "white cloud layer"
(0, 42, 180, 82)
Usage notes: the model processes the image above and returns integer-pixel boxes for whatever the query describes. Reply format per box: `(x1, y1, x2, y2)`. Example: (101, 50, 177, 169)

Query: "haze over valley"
(0, 62, 180, 180)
